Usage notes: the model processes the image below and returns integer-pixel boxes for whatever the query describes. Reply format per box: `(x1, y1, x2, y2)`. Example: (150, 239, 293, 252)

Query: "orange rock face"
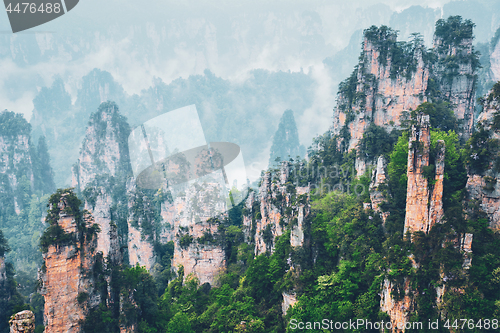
(404, 114, 445, 235)
(369, 156, 390, 223)
(466, 97, 500, 230)
(382, 116, 447, 330)
(331, 34, 430, 176)
(380, 278, 414, 332)
(332, 28, 475, 176)
(253, 164, 310, 255)
(40, 196, 96, 333)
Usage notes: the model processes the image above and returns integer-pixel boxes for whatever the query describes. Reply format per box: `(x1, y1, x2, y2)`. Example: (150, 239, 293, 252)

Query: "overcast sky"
(0, 0, 495, 152)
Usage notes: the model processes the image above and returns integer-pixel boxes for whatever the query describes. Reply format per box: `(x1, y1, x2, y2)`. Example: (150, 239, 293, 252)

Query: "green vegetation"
(363, 26, 427, 80)
(434, 16, 481, 85)
(4, 14, 500, 333)
(0, 231, 43, 333)
(358, 123, 400, 160)
(413, 102, 457, 132)
(0, 111, 31, 137)
(435, 16, 475, 47)
(39, 188, 100, 253)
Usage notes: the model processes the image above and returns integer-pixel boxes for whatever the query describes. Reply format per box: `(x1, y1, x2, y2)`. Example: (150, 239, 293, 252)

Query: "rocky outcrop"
(369, 155, 390, 223)
(466, 90, 500, 230)
(380, 279, 414, 332)
(252, 162, 310, 255)
(331, 18, 477, 176)
(0, 256, 5, 285)
(72, 101, 132, 263)
(461, 233, 473, 269)
(381, 115, 446, 331)
(331, 29, 429, 154)
(160, 173, 229, 285)
(127, 179, 156, 270)
(491, 40, 500, 83)
(404, 114, 445, 235)
(40, 192, 98, 333)
(9, 310, 35, 333)
(281, 292, 297, 316)
(72, 101, 131, 192)
(433, 32, 476, 138)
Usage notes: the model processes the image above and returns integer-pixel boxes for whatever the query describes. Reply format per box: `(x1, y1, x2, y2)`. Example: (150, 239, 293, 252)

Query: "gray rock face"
(72, 101, 131, 263)
(248, 162, 310, 256)
(9, 310, 35, 333)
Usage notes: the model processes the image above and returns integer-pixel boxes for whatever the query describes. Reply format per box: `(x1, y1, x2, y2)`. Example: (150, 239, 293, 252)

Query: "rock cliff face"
(331, 29, 429, 154)
(9, 310, 35, 333)
(126, 178, 158, 271)
(380, 279, 414, 332)
(40, 193, 98, 333)
(381, 114, 446, 331)
(491, 40, 500, 83)
(404, 114, 445, 234)
(369, 155, 389, 223)
(249, 162, 310, 256)
(432, 35, 476, 138)
(466, 90, 500, 230)
(0, 256, 5, 286)
(158, 171, 233, 285)
(72, 101, 131, 192)
(331, 18, 477, 175)
(281, 292, 297, 316)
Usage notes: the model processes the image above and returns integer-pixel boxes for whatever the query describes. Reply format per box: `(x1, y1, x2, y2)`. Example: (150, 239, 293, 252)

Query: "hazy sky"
(0, 0, 494, 155)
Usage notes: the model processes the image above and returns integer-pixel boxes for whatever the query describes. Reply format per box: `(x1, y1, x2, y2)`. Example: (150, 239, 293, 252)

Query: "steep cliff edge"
(39, 189, 100, 333)
(380, 114, 446, 331)
(466, 83, 500, 230)
(72, 101, 132, 263)
(244, 162, 310, 256)
(331, 16, 478, 176)
(404, 114, 445, 234)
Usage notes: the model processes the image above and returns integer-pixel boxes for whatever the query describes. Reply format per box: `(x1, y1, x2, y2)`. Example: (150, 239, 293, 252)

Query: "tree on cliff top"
(268, 109, 305, 168)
